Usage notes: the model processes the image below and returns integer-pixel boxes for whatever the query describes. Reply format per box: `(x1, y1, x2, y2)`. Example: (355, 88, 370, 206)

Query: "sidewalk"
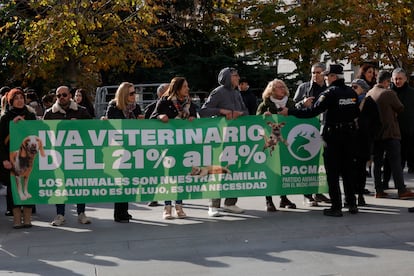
(1, 173, 414, 276)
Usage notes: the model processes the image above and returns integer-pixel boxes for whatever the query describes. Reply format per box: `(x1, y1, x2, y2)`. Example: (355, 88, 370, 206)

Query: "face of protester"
(127, 86, 136, 104)
(74, 92, 82, 104)
(12, 94, 25, 109)
(231, 71, 240, 89)
(352, 84, 364, 96)
(56, 87, 71, 108)
(364, 67, 375, 83)
(239, 82, 249, 92)
(392, 73, 407, 88)
(311, 66, 324, 85)
(177, 80, 190, 100)
(272, 81, 287, 100)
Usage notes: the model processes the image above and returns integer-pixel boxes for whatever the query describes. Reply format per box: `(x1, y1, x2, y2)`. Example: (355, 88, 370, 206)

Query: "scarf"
(124, 103, 137, 119)
(171, 95, 191, 119)
(270, 95, 288, 108)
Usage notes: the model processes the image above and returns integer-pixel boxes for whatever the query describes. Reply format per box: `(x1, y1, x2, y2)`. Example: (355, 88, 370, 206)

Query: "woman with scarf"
(256, 79, 297, 212)
(106, 82, 144, 223)
(0, 88, 37, 228)
(150, 77, 197, 219)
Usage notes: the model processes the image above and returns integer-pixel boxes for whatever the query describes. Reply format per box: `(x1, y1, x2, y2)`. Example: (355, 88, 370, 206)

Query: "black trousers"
(114, 202, 129, 217)
(323, 129, 357, 210)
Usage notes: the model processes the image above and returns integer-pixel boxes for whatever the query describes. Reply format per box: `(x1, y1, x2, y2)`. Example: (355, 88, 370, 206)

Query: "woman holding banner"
(106, 82, 144, 223)
(256, 79, 297, 212)
(150, 77, 198, 219)
(0, 88, 36, 228)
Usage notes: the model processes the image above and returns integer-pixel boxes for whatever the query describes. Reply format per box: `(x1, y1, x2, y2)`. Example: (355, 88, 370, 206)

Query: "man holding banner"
(199, 67, 249, 217)
(43, 86, 92, 226)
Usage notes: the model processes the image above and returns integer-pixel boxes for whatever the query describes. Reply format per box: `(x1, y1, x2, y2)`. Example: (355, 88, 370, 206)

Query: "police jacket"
(288, 79, 359, 127)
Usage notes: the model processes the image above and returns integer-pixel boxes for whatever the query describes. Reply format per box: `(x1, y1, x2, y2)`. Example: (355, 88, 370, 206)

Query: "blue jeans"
(56, 204, 86, 216)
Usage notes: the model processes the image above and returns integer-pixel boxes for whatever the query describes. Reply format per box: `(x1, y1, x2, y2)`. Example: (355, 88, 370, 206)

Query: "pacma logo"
(286, 124, 322, 161)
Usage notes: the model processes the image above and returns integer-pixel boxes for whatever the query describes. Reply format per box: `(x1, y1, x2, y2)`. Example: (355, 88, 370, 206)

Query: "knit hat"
(7, 88, 25, 105)
(351, 79, 370, 92)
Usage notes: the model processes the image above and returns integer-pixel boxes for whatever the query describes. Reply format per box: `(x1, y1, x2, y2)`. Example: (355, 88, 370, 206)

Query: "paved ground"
(1, 173, 414, 276)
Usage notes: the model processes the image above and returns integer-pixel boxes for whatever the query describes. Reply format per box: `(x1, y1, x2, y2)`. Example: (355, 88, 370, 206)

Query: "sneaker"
(279, 198, 296, 209)
(223, 205, 244, 214)
(408, 207, 414, 213)
(323, 208, 343, 217)
(314, 194, 331, 203)
(175, 204, 187, 219)
(51, 214, 65, 226)
(163, 205, 173, 219)
(304, 196, 318, 207)
(78, 212, 91, 224)
(147, 201, 159, 207)
(266, 202, 277, 212)
(398, 190, 414, 199)
(208, 207, 221, 217)
(375, 192, 388, 198)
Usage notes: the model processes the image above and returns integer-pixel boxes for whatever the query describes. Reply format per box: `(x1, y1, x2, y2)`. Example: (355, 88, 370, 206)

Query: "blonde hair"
(262, 79, 289, 101)
(114, 82, 134, 110)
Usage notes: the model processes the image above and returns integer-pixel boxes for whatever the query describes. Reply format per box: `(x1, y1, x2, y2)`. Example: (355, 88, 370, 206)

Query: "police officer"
(279, 64, 360, 217)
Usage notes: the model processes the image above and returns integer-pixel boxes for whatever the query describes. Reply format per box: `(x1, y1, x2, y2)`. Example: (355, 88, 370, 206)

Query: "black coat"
(105, 100, 142, 119)
(150, 97, 197, 119)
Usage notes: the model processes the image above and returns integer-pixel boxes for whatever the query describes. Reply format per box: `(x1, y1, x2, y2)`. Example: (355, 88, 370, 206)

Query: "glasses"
(312, 71, 322, 74)
(352, 85, 359, 89)
(129, 91, 136, 96)
(56, 93, 68, 98)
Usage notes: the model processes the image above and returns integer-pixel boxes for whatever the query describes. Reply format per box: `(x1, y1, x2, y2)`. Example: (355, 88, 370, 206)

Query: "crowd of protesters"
(1, 62, 414, 229)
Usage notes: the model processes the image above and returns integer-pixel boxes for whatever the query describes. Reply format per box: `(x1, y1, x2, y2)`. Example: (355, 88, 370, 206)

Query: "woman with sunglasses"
(106, 82, 144, 223)
(150, 77, 197, 219)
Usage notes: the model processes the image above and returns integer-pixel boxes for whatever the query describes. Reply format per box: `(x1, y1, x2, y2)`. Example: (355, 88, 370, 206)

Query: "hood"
(218, 67, 237, 89)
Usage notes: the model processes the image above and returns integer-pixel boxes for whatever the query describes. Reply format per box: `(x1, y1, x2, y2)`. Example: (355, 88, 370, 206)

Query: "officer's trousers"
(323, 129, 357, 210)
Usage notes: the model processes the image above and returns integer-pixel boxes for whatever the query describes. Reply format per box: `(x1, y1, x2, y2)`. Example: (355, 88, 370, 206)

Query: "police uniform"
(288, 78, 360, 216)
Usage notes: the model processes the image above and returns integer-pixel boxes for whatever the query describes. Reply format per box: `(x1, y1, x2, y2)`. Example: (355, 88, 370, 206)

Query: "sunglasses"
(351, 85, 359, 89)
(129, 91, 136, 96)
(56, 93, 68, 98)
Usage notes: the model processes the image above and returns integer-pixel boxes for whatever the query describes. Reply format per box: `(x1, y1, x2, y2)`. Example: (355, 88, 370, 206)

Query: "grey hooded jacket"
(199, 67, 249, 118)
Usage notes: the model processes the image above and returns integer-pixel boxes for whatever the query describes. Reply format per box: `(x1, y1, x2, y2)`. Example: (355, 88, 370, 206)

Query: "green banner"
(10, 115, 327, 204)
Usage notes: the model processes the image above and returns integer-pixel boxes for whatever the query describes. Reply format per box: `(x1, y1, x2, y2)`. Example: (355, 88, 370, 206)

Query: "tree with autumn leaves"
(0, 0, 173, 91)
(1, 0, 413, 93)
